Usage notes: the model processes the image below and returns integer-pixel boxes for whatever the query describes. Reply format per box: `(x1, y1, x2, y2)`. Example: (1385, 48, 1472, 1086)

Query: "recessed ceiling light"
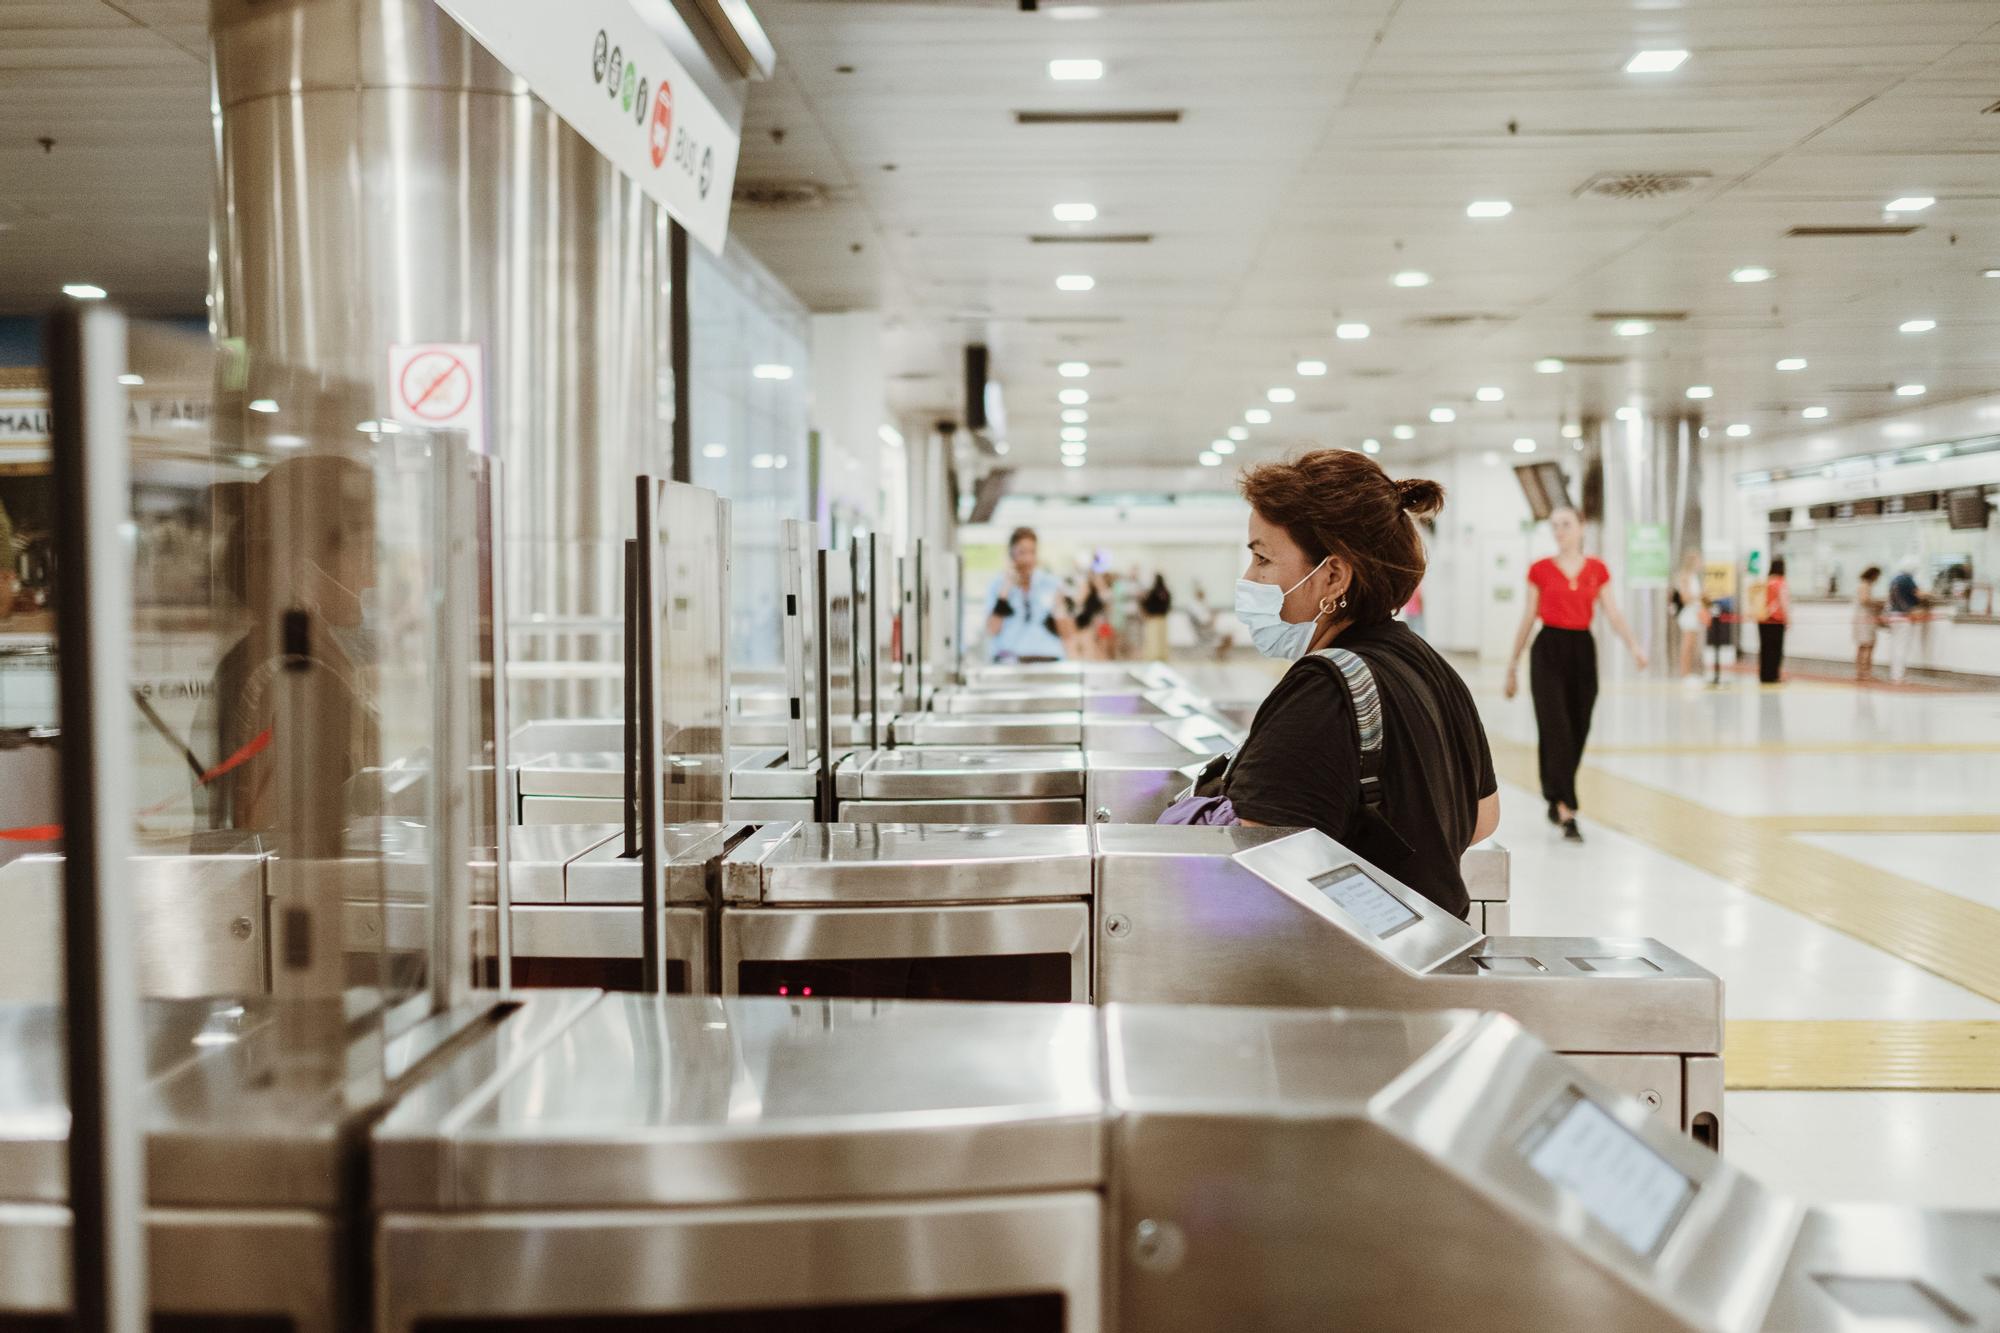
(1466, 200, 1513, 219)
(1614, 320, 1653, 337)
(1392, 424, 1415, 440)
(1245, 408, 1272, 424)
(1698, 427, 1710, 439)
(1480, 451, 1500, 467)
(1059, 361, 1090, 377)
(1228, 427, 1249, 441)
(1801, 406, 1828, 419)
(1615, 407, 1639, 422)
(116, 373, 144, 386)
(1775, 357, 1807, 371)
(1624, 49, 1689, 74)
(1061, 425, 1087, 441)
(1899, 318, 1936, 334)
(1062, 408, 1088, 424)
(1535, 358, 1564, 374)
(1212, 439, 1236, 455)
(1061, 440, 1088, 457)
(752, 363, 794, 380)
(1335, 323, 1370, 340)
(1429, 407, 1455, 423)
(1512, 438, 1537, 454)
(751, 453, 776, 469)
(1199, 451, 1221, 467)
(247, 398, 280, 414)
(1884, 195, 1934, 213)
(703, 443, 727, 458)
(1896, 383, 1927, 396)
(1267, 387, 1296, 404)
(1391, 270, 1431, 288)
(1361, 438, 1381, 454)
(1062, 455, 1086, 467)
(1059, 388, 1089, 405)
(1561, 423, 1582, 439)
(355, 419, 403, 434)
(1726, 423, 1752, 437)
(1048, 58, 1104, 81)
(269, 434, 308, 449)
(1055, 274, 1095, 292)
(1297, 359, 1328, 376)
(1983, 268, 2000, 278)
(1685, 385, 1713, 399)
(1475, 386, 1504, 402)
(1052, 202, 1098, 223)
(62, 283, 109, 300)
(1731, 266, 1773, 284)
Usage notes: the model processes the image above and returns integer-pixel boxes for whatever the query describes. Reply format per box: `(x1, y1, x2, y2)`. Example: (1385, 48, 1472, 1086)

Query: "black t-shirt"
(1225, 619, 1497, 919)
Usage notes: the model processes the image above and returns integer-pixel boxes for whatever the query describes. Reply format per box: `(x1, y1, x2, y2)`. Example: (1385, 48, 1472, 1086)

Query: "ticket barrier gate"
(368, 993, 2000, 1332)
(836, 747, 1087, 824)
(1094, 824, 1720, 1145)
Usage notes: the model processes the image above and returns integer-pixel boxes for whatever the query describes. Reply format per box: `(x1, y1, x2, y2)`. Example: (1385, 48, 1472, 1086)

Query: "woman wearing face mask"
(1502, 506, 1648, 843)
(1221, 449, 1499, 919)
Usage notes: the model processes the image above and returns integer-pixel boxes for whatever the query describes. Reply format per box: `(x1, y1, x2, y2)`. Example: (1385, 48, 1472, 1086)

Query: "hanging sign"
(389, 342, 487, 453)
(431, 0, 742, 254)
(1625, 522, 1671, 589)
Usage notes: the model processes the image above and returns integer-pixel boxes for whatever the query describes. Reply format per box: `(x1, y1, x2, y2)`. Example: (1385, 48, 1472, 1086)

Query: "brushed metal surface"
(724, 903, 1093, 1002)
(377, 1192, 1103, 1332)
(1082, 715, 1238, 758)
(841, 797, 1085, 825)
(1685, 1054, 1726, 1153)
(732, 745, 823, 798)
(892, 711, 1084, 747)
(934, 687, 1083, 715)
(505, 823, 620, 904)
(1463, 839, 1512, 903)
(724, 822, 1094, 904)
(1083, 756, 1203, 823)
(1563, 1052, 1683, 1127)
(564, 821, 742, 904)
(372, 993, 1104, 1209)
(838, 747, 1085, 799)
(1760, 1204, 2000, 1330)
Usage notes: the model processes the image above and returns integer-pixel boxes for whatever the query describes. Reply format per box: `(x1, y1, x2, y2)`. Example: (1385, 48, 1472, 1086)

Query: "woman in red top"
(1502, 507, 1647, 841)
(1758, 557, 1790, 684)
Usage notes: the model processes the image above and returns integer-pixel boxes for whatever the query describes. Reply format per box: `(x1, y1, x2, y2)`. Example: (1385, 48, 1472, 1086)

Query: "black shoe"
(1562, 818, 1584, 843)
(1547, 801, 1562, 826)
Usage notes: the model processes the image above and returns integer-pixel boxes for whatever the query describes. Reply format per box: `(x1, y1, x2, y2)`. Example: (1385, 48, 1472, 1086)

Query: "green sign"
(1626, 523, 1671, 588)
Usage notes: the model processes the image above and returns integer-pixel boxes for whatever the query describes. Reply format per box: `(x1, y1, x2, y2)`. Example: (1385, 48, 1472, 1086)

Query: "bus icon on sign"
(650, 81, 674, 169)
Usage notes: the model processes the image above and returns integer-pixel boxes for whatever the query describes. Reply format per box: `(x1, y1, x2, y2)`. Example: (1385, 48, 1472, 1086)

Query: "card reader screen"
(1308, 864, 1419, 938)
(1520, 1090, 1695, 1257)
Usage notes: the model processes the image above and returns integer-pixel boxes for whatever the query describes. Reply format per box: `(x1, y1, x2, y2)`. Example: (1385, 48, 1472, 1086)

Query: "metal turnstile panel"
(1082, 715, 1237, 758)
(563, 821, 742, 904)
(1083, 754, 1203, 824)
(842, 798, 1084, 825)
(891, 710, 1083, 748)
(837, 747, 1085, 800)
(1759, 1205, 2000, 1331)
(934, 686, 1083, 715)
(724, 822, 1094, 905)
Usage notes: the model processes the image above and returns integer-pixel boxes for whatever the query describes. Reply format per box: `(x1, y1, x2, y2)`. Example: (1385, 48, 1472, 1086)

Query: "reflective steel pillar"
(1592, 409, 1702, 675)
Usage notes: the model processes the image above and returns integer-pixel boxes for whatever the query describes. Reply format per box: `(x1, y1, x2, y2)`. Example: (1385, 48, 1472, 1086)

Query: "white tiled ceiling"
(730, 0, 2000, 469)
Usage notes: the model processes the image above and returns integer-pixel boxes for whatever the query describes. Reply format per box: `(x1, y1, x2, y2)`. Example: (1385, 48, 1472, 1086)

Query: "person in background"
(1503, 506, 1648, 843)
(1401, 583, 1426, 639)
(1139, 573, 1173, 661)
(1758, 556, 1790, 684)
(1884, 554, 1929, 683)
(1852, 565, 1884, 682)
(1673, 549, 1708, 681)
(984, 526, 1073, 663)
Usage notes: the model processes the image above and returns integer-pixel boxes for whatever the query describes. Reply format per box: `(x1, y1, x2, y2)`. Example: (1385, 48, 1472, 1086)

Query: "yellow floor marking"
(1490, 736, 2000, 1005)
(1584, 741, 2000, 757)
(1726, 1021, 2000, 1091)
(1750, 813, 2000, 834)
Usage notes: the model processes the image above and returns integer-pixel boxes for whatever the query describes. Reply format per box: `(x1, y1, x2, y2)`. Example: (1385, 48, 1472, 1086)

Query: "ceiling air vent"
(1549, 355, 1628, 367)
(1573, 170, 1712, 200)
(1786, 225, 1921, 238)
(732, 180, 830, 209)
(1406, 314, 1515, 328)
(1028, 233, 1155, 245)
(1015, 110, 1183, 126)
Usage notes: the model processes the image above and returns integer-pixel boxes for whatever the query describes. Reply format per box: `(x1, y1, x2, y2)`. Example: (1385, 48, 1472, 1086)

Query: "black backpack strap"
(1305, 647, 1414, 868)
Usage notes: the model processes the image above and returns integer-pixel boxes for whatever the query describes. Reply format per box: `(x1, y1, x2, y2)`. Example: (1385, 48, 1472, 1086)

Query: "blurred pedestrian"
(1139, 573, 1173, 661)
(1673, 549, 1708, 680)
(984, 526, 1073, 663)
(1884, 555, 1929, 682)
(1852, 564, 1884, 682)
(1758, 556, 1790, 684)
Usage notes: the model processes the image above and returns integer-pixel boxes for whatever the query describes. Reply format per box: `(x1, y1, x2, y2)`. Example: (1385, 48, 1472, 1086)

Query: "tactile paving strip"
(1725, 1021, 2000, 1091)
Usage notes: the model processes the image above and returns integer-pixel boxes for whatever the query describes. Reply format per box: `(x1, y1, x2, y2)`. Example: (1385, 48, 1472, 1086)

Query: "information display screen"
(1520, 1090, 1695, 1257)
(1308, 864, 1419, 938)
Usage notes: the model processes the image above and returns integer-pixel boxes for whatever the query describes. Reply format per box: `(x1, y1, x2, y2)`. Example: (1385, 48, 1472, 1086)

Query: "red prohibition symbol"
(650, 80, 675, 170)
(397, 350, 472, 421)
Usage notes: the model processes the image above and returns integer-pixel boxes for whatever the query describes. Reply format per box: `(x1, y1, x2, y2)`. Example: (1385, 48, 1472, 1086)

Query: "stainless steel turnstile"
(1093, 824, 1722, 1143)
(836, 747, 1085, 824)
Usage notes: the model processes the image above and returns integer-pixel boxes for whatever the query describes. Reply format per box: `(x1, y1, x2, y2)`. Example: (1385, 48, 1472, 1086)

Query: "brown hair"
(1007, 526, 1037, 551)
(1239, 449, 1444, 625)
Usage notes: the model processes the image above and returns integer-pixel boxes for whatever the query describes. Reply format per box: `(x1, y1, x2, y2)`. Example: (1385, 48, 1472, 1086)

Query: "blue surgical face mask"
(1234, 557, 1328, 660)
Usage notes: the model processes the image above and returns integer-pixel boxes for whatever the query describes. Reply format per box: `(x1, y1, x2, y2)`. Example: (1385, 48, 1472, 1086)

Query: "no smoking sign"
(388, 342, 486, 452)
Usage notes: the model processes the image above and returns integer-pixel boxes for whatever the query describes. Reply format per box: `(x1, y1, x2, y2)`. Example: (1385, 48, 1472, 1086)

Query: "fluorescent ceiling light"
(1898, 318, 1935, 334)
(1985, 268, 2000, 279)
(1052, 202, 1098, 223)
(702, 443, 727, 458)
(751, 453, 775, 469)
(1685, 385, 1713, 399)
(116, 373, 144, 386)
(1058, 361, 1090, 377)
(752, 363, 794, 380)
(1466, 200, 1513, 219)
(1055, 274, 1095, 292)
(62, 283, 107, 300)
(1048, 58, 1103, 80)
(1297, 360, 1328, 376)
(1775, 357, 1807, 371)
(1512, 438, 1537, 454)
(1475, 386, 1504, 402)
(1392, 424, 1415, 440)
(1211, 439, 1236, 455)
(1062, 409, 1088, 424)
(1624, 49, 1689, 73)
(1245, 408, 1272, 424)
(247, 398, 280, 414)
(1535, 358, 1564, 374)
(1199, 451, 1221, 467)
(268, 434, 308, 449)
(1228, 427, 1249, 441)
(1060, 440, 1088, 457)
(1481, 451, 1500, 467)
(1614, 320, 1652, 337)
(1335, 323, 1370, 341)
(1391, 270, 1431, 288)
(1429, 407, 1455, 423)
(1615, 406, 1639, 422)
(1561, 423, 1582, 439)
(1267, 387, 1296, 404)
(1726, 423, 1751, 438)
(1062, 455, 1086, 468)
(1801, 406, 1828, 419)
(1731, 266, 1773, 284)
(1884, 196, 1934, 213)
(1361, 439, 1381, 454)
(1059, 388, 1089, 405)
(355, 419, 403, 434)
(1049, 4, 1102, 18)
(1061, 425, 1087, 441)
(1895, 384, 1926, 396)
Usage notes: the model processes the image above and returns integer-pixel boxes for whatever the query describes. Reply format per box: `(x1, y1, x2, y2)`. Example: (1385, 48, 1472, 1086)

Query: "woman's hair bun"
(1395, 476, 1446, 517)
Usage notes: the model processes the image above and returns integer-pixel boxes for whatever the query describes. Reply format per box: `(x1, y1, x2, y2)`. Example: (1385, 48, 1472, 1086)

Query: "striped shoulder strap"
(1312, 646, 1383, 754)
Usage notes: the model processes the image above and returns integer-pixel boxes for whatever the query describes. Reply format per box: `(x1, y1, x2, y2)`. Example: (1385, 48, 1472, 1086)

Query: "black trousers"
(1530, 627, 1598, 812)
(1758, 622, 1786, 683)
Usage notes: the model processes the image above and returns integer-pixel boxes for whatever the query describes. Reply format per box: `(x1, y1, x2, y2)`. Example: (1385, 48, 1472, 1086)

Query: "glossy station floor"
(1180, 653, 2000, 1210)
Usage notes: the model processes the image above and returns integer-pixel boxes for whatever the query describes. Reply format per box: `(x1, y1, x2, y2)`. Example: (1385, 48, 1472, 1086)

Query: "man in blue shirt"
(985, 526, 1073, 662)
(1884, 555, 1929, 682)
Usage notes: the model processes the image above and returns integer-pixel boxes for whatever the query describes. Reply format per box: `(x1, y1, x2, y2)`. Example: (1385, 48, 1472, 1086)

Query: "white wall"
(1419, 448, 1549, 659)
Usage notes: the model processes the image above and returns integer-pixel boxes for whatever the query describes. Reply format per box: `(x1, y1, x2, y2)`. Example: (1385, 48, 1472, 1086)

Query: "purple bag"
(1156, 793, 1237, 826)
